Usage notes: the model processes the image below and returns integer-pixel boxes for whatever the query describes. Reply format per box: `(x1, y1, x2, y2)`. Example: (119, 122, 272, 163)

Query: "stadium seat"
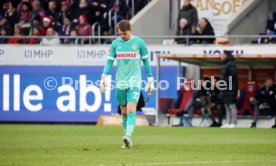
(159, 98, 174, 113)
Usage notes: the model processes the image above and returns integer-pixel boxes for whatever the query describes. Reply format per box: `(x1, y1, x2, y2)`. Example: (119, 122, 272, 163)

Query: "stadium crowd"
(0, 0, 148, 44)
(1, 0, 275, 45)
(176, 0, 276, 45)
(175, 0, 215, 45)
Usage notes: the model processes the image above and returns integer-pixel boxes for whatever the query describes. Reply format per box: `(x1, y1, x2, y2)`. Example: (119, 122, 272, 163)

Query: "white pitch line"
(93, 160, 276, 166)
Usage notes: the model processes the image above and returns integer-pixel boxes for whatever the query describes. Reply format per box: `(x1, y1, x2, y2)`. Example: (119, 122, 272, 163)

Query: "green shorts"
(116, 87, 140, 106)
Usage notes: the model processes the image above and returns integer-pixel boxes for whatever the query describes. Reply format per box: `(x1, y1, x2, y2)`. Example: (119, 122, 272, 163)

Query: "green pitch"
(0, 124, 276, 166)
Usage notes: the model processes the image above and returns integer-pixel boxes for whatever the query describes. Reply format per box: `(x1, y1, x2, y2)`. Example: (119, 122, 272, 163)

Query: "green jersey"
(108, 36, 149, 89)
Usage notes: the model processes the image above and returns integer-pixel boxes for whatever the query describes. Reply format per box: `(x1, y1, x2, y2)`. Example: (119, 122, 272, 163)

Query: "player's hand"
(100, 75, 107, 93)
(145, 77, 154, 96)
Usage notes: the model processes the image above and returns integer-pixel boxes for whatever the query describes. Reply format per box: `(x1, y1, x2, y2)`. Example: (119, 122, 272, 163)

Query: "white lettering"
(79, 75, 101, 112)
(23, 85, 43, 112)
(56, 85, 76, 112)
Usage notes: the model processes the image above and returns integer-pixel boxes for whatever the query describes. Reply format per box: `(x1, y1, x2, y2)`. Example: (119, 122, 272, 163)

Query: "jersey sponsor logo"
(117, 52, 138, 59)
(132, 44, 137, 51)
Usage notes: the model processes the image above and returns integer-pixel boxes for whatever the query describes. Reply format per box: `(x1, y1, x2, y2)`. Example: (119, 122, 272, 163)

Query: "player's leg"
(123, 102, 137, 148)
(120, 105, 127, 135)
(125, 102, 137, 139)
(116, 89, 127, 135)
(120, 105, 129, 149)
(123, 88, 140, 148)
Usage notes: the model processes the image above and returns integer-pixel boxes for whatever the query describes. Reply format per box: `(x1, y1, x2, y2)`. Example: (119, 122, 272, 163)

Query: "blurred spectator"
(258, 27, 276, 44)
(195, 77, 218, 126)
(175, 83, 199, 127)
(0, 16, 13, 35)
(76, 15, 92, 44)
(175, 18, 191, 44)
(28, 26, 41, 44)
(92, 0, 109, 7)
(8, 24, 24, 44)
(59, 16, 73, 43)
(40, 27, 60, 45)
(17, 2, 32, 21)
(64, 29, 81, 44)
(0, 27, 8, 44)
(89, 1, 110, 41)
(192, 17, 215, 44)
(91, 2, 104, 24)
(45, 0, 62, 30)
(178, 0, 198, 33)
(18, 17, 30, 36)
(30, 0, 45, 27)
(61, 1, 73, 21)
(250, 78, 276, 128)
(219, 50, 238, 128)
(41, 16, 53, 36)
(2, 0, 18, 27)
(210, 76, 225, 127)
(16, 0, 30, 14)
(69, 0, 82, 10)
(29, 15, 41, 36)
(109, 0, 128, 25)
(72, 0, 93, 25)
(90, 1, 110, 38)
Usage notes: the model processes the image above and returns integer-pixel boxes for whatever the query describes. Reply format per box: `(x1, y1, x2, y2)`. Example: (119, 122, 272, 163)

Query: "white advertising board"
(0, 44, 275, 66)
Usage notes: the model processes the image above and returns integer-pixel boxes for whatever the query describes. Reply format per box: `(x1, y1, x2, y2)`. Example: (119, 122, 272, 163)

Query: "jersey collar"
(120, 35, 135, 42)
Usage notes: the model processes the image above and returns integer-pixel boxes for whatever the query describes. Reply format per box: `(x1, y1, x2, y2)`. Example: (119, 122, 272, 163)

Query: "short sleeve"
(108, 41, 117, 60)
(140, 39, 149, 59)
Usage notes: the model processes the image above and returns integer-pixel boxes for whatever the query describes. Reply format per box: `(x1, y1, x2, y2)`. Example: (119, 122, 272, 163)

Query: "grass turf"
(0, 124, 276, 166)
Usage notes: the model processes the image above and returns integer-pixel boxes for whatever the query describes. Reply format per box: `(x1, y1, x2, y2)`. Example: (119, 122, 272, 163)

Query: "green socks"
(126, 112, 136, 139)
(122, 115, 127, 135)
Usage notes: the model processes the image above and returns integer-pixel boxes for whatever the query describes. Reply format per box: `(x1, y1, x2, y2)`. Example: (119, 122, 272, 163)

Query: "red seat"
(238, 81, 257, 115)
(168, 80, 193, 114)
(159, 98, 174, 114)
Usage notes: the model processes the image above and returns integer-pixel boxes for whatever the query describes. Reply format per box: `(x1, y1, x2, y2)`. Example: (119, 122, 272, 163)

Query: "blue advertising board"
(0, 66, 178, 122)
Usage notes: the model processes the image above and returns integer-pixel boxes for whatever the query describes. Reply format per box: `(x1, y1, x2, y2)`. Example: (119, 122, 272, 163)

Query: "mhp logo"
(24, 49, 53, 59)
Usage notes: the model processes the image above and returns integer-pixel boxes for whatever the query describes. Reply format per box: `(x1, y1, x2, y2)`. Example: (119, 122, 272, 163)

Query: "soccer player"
(100, 20, 154, 148)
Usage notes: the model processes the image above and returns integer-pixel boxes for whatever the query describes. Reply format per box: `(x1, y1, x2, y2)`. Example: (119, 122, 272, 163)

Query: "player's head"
(46, 27, 55, 36)
(220, 50, 233, 61)
(264, 78, 273, 87)
(184, 0, 191, 6)
(117, 20, 132, 41)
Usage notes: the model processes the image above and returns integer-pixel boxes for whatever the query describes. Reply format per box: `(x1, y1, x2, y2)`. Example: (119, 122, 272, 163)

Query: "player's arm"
(140, 39, 154, 95)
(102, 58, 114, 76)
(100, 42, 116, 92)
(142, 58, 152, 77)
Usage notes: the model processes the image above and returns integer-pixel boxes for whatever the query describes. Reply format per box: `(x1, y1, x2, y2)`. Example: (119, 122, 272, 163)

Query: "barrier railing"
(0, 35, 275, 45)
(92, 22, 101, 44)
